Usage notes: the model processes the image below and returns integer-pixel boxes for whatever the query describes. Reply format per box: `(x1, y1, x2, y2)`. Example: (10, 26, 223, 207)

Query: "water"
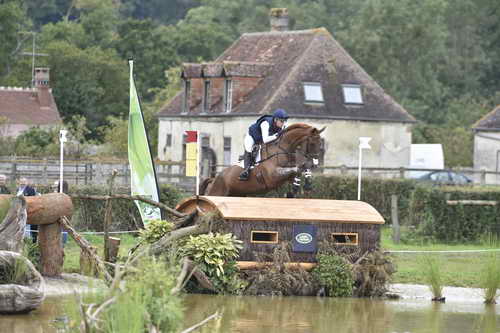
(0, 294, 498, 333)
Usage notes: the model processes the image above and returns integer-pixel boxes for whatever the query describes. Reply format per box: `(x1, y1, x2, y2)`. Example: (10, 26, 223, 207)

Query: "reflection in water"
(183, 294, 500, 333)
(1, 293, 499, 333)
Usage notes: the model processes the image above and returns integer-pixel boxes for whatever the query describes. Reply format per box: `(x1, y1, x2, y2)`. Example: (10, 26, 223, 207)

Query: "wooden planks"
(176, 196, 385, 224)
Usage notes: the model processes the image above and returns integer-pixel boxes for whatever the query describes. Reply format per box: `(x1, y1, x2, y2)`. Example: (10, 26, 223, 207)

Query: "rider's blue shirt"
(249, 115, 281, 144)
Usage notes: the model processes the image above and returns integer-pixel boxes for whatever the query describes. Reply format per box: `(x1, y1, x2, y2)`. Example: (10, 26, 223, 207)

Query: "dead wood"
(72, 194, 186, 218)
(25, 193, 73, 225)
(171, 258, 215, 295)
(104, 170, 117, 262)
(180, 312, 220, 333)
(60, 216, 113, 283)
(0, 196, 27, 253)
(0, 250, 45, 313)
(38, 222, 64, 277)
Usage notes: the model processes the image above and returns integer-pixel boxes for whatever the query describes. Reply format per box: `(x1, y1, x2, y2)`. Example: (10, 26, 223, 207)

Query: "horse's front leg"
(303, 169, 313, 197)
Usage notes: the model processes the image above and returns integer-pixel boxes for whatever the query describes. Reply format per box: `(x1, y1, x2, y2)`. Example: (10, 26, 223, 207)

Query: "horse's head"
(281, 124, 326, 168)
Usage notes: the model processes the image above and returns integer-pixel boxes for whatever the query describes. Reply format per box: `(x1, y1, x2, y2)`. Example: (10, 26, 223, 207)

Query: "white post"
(357, 137, 372, 201)
(59, 129, 68, 193)
(196, 131, 200, 196)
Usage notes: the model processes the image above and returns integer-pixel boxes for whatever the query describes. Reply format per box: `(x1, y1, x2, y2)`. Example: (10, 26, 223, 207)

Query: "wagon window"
(251, 231, 279, 244)
(332, 233, 358, 246)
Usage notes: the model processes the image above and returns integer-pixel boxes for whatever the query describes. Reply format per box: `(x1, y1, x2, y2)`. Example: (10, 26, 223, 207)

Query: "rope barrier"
(386, 249, 500, 254)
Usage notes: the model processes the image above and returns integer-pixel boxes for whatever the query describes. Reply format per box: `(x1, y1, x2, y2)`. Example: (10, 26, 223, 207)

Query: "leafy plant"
(138, 219, 174, 244)
(312, 253, 354, 297)
(420, 255, 444, 300)
(480, 253, 500, 304)
(180, 232, 245, 293)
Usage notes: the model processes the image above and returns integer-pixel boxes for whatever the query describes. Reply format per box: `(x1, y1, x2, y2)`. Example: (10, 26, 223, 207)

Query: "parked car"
(417, 170, 472, 185)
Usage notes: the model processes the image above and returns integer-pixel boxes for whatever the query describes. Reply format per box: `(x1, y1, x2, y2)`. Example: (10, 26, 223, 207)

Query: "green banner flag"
(128, 60, 161, 223)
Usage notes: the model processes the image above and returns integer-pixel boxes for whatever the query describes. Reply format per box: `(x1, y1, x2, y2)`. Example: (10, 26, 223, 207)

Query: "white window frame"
(223, 79, 233, 113)
(303, 82, 324, 103)
(342, 84, 363, 105)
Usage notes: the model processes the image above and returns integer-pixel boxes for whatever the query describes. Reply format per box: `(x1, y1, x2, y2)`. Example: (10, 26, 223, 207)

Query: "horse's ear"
(318, 126, 326, 134)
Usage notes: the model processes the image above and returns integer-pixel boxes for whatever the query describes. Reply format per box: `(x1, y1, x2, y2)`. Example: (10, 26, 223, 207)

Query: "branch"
(72, 194, 187, 218)
(60, 216, 113, 283)
(180, 312, 220, 333)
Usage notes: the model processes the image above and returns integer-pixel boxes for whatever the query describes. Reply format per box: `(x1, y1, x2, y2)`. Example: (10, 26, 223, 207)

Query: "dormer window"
(202, 80, 211, 113)
(182, 80, 191, 113)
(223, 79, 233, 113)
(303, 82, 324, 103)
(342, 84, 363, 105)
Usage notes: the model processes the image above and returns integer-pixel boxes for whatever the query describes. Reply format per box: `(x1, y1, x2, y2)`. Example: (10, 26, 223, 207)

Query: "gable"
(158, 28, 415, 124)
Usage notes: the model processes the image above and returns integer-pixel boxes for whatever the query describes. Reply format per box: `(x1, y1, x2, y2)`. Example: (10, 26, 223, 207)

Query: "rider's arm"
(260, 121, 278, 143)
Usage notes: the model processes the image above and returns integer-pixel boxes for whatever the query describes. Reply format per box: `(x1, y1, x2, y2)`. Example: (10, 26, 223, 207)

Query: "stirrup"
(239, 170, 250, 181)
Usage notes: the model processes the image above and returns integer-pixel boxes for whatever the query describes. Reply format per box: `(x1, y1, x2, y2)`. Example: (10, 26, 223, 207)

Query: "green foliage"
(419, 255, 443, 299)
(14, 126, 59, 156)
(180, 232, 242, 277)
(23, 238, 41, 271)
(103, 256, 184, 333)
(480, 253, 500, 304)
(138, 219, 174, 244)
(71, 184, 184, 231)
(180, 232, 245, 293)
(312, 253, 354, 297)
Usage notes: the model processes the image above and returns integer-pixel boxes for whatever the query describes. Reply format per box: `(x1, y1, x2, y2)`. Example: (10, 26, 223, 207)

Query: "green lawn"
(381, 226, 500, 287)
(63, 233, 139, 273)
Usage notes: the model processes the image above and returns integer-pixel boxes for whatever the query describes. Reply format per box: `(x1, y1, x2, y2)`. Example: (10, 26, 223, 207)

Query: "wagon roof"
(176, 196, 385, 224)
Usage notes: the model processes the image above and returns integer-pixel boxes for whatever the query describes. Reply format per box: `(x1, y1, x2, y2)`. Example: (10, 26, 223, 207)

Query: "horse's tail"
(199, 177, 214, 195)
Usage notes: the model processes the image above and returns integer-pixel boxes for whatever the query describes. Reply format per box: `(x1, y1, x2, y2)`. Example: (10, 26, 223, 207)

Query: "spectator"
(0, 174, 10, 194)
(17, 177, 38, 242)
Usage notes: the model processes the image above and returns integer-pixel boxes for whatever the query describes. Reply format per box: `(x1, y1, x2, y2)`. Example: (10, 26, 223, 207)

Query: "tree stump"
(0, 196, 27, 253)
(106, 237, 121, 264)
(0, 250, 45, 314)
(38, 222, 64, 277)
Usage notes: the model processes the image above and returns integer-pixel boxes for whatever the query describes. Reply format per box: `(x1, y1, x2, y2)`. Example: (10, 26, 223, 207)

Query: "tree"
(44, 41, 127, 140)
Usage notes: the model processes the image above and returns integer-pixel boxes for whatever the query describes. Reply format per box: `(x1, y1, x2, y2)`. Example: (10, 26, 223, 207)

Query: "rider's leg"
(239, 135, 255, 181)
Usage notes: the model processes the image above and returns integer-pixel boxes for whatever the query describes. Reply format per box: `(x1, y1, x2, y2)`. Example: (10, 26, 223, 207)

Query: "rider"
(239, 109, 289, 181)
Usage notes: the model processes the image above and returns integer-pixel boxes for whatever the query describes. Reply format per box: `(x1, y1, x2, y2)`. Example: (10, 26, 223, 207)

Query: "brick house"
(472, 104, 500, 184)
(157, 9, 415, 176)
(0, 68, 61, 137)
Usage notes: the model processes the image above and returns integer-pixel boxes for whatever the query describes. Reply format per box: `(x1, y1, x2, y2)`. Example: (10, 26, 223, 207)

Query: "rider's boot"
(239, 152, 253, 181)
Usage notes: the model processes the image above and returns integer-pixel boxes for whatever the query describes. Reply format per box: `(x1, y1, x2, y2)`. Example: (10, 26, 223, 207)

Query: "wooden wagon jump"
(176, 196, 385, 269)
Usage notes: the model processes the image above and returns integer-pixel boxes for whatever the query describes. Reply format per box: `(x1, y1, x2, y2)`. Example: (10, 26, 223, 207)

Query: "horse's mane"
(283, 123, 312, 133)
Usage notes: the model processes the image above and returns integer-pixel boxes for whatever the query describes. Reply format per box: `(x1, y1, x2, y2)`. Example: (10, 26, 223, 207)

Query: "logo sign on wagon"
(295, 233, 313, 244)
(292, 224, 317, 253)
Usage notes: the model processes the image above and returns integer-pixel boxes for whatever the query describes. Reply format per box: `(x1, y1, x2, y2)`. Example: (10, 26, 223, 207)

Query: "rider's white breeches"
(244, 134, 255, 153)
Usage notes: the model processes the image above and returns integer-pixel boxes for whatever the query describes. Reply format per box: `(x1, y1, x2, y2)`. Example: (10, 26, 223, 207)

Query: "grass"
(479, 253, 500, 304)
(63, 233, 139, 273)
(381, 226, 500, 288)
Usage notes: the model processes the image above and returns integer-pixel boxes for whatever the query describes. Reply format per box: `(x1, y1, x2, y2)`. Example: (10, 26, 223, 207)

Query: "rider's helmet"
(273, 109, 289, 121)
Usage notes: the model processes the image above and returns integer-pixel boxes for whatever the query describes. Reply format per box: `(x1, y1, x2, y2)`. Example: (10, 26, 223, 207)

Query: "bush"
(69, 184, 185, 231)
(180, 233, 245, 294)
(138, 219, 174, 244)
(312, 253, 354, 297)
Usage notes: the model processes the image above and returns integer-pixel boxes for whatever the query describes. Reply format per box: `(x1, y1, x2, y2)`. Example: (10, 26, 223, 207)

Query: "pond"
(1, 294, 498, 332)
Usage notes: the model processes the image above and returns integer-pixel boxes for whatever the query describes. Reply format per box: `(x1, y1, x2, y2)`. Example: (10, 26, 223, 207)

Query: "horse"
(199, 123, 325, 196)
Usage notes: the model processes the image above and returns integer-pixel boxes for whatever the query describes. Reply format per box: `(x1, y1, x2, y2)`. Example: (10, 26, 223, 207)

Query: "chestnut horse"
(199, 123, 325, 196)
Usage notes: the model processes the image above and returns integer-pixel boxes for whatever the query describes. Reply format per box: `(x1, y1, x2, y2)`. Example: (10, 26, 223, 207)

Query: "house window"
(303, 82, 324, 103)
(182, 80, 191, 113)
(223, 79, 233, 112)
(166, 134, 172, 147)
(251, 231, 279, 244)
(223, 137, 231, 166)
(332, 233, 358, 246)
(202, 80, 211, 113)
(342, 84, 363, 104)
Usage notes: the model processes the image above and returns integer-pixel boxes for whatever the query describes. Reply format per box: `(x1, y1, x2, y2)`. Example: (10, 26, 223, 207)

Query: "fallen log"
(0, 250, 45, 314)
(0, 193, 73, 226)
(0, 196, 27, 253)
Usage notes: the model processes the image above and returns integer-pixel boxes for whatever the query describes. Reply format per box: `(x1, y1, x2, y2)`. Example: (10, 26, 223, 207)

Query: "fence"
(1, 157, 500, 191)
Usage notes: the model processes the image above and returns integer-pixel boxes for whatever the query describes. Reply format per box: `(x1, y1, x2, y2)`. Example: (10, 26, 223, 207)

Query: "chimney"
(34, 67, 51, 108)
(270, 8, 289, 32)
